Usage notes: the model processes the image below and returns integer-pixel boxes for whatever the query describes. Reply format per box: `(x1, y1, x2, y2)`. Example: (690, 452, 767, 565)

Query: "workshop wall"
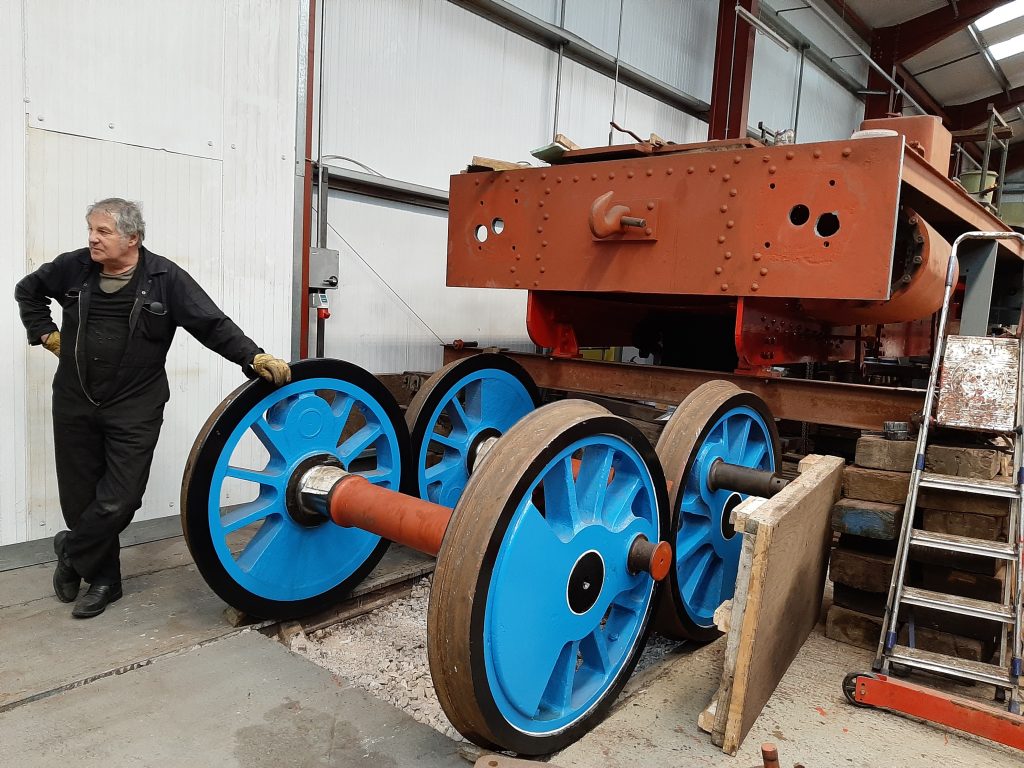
(1, 0, 299, 544)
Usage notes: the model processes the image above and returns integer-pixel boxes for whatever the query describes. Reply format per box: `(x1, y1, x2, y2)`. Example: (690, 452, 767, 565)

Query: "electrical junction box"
(309, 247, 340, 290)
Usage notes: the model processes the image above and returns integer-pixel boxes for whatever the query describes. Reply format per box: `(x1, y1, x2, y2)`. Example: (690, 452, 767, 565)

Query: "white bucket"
(959, 170, 998, 203)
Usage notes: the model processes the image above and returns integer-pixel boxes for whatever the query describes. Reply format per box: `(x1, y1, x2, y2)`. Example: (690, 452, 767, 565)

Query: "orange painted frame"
(447, 137, 905, 302)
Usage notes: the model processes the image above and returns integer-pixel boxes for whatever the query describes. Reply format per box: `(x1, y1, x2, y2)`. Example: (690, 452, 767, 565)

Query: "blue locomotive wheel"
(406, 354, 539, 506)
(181, 358, 412, 620)
(427, 400, 669, 755)
(654, 381, 779, 641)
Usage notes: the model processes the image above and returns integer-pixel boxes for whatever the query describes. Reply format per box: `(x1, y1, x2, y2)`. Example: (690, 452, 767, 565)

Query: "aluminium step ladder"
(873, 231, 1024, 714)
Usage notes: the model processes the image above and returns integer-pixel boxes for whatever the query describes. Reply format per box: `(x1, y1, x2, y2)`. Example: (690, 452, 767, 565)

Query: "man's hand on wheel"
(252, 353, 291, 386)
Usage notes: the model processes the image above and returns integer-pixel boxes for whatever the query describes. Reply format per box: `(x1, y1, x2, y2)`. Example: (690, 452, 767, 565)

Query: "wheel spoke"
(675, 520, 712, 565)
(361, 468, 398, 486)
(338, 422, 383, 462)
(539, 640, 580, 715)
(730, 418, 752, 460)
(445, 396, 473, 434)
(235, 517, 287, 575)
(744, 439, 768, 468)
(326, 393, 356, 448)
(248, 416, 287, 464)
(428, 431, 463, 451)
(681, 544, 715, 601)
(220, 496, 279, 534)
(576, 446, 614, 525)
(603, 474, 643, 530)
(579, 625, 611, 676)
(225, 465, 283, 486)
(425, 455, 463, 484)
(694, 553, 725, 604)
(542, 457, 582, 538)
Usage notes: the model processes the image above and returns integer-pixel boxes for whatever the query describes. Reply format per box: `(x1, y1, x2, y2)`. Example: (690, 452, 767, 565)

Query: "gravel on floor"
(290, 575, 684, 742)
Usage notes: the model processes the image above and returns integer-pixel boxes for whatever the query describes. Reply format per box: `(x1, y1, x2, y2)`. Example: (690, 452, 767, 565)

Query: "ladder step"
(900, 586, 1014, 622)
(919, 472, 1019, 499)
(909, 529, 1017, 559)
(887, 645, 1014, 688)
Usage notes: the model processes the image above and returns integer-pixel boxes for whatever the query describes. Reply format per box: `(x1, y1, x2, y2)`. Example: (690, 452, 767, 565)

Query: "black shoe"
(52, 531, 81, 603)
(72, 582, 123, 619)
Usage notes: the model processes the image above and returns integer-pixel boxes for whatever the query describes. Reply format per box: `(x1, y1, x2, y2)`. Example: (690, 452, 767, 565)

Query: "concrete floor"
(0, 527, 1020, 767)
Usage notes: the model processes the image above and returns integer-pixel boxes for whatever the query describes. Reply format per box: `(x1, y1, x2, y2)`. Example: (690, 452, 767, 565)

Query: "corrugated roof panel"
(918, 55, 1000, 106)
(840, 0, 947, 28)
(904, 31, 980, 75)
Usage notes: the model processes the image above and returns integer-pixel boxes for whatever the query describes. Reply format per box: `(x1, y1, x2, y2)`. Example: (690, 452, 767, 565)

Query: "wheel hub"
(720, 493, 742, 540)
(286, 453, 342, 527)
(467, 427, 502, 473)
(567, 550, 605, 615)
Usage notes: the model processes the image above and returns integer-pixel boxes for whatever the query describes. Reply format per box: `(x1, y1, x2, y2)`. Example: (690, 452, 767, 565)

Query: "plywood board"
(706, 454, 844, 755)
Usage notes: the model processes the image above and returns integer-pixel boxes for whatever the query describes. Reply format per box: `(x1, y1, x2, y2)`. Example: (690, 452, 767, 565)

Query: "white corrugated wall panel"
(24, 0, 225, 161)
(320, 0, 556, 191)
(24, 130, 227, 533)
(748, 37, 863, 144)
(557, 58, 706, 148)
(323, 192, 529, 374)
(0, 3, 29, 545)
(565, 0, 718, 101)
(795, 60, 864, 144)
(504, 0, 559, 22)
(12, 1, 298, 544)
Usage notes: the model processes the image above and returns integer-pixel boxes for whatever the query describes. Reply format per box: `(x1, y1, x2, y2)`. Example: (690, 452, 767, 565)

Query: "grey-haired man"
(15, 198, 291, 618)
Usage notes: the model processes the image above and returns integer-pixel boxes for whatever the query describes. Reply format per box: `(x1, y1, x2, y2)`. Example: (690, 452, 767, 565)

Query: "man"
(15, 198, 292, 618)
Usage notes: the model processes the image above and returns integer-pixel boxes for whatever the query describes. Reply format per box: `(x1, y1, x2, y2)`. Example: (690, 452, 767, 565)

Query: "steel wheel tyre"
(406, 353, 539, 506)
(181, 358, 412, 619)
(428, 400, 669, 755)
(655, 381, 779, 641)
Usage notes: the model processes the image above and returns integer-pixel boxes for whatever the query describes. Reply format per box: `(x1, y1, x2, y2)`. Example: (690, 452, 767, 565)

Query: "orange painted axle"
(325, 472, 668, 582)
(328, 474, 452, 557)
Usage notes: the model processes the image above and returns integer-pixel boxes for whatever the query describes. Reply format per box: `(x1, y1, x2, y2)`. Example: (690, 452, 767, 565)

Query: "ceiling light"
(990, 31, 1024, 60)
(976, 0, 1024, 31)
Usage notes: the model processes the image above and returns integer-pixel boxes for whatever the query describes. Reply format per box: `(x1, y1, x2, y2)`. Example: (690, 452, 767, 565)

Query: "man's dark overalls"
(16, 246, 262, 585)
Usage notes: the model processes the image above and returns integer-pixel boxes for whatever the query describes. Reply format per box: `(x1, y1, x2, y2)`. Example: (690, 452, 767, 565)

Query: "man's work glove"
(42, 331, 61, 357)
(252, 353, 291, 386)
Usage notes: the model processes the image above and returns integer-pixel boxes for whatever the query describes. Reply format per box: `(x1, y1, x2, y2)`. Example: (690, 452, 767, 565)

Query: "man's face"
(87, 212, 138, 266)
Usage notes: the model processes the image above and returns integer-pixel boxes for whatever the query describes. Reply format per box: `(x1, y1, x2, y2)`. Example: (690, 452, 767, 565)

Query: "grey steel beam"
(322, 167, 449, 211)
(448, 0, 710, 119)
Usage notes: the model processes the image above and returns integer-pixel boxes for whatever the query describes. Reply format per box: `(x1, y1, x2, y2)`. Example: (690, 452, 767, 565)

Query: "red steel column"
(708, 0, 758, 140)
(865, 28, 898, 119)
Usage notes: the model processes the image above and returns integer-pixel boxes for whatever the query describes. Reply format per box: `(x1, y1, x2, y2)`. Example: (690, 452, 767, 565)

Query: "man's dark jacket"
(15, 246, 261, 408)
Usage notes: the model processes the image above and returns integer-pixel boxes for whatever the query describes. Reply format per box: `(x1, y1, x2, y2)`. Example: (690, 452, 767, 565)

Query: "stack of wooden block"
(825, 434, 1010, 662)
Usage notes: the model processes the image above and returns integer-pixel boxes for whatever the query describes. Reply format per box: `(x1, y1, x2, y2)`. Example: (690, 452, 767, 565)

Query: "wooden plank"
(917, 488, 1009, 517)
(829, 545, 895, 593)
(825, 605, 989, 660)
(708, 454, 844, 755)
(825, 604, 882, 650)
(842, 466, 910, 504)
(920, 564, 1005, 602)
(925, 444, 999, 480)
(936, 336, 1019, 432)
(854, 435, 916, 471)
(831, 498, 903, 540)
(832, 582, 885, 617)
(921, 508, 1008, 541)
